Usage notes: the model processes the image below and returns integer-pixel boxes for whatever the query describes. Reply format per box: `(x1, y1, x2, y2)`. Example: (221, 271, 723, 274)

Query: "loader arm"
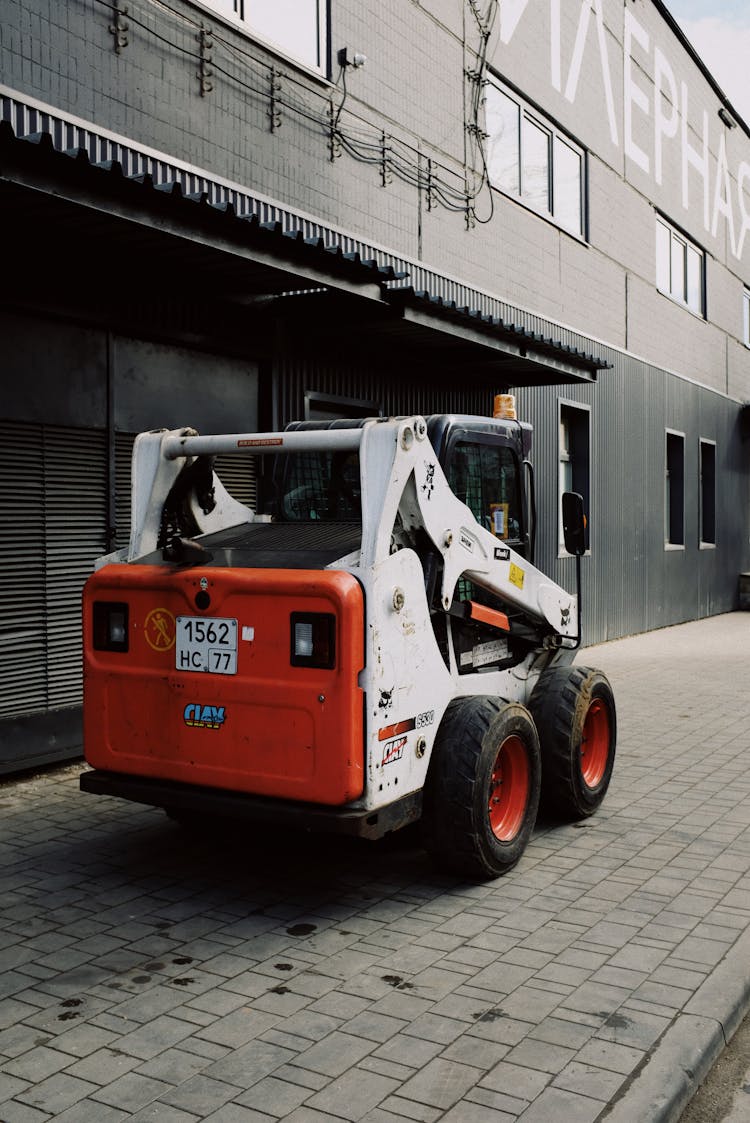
(356, 417, 577, 642)
(116, 417, 575, 642)
(413, 452, 576, 639)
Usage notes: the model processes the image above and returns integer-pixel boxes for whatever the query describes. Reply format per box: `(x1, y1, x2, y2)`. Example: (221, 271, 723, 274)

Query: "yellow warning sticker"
(509, 563, 525, 590)
(144, 608, 176, 651)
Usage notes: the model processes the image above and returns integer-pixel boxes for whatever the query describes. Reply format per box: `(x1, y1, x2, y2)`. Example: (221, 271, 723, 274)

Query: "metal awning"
(383, 288, 608, 382)
(0, 93, 610, 385)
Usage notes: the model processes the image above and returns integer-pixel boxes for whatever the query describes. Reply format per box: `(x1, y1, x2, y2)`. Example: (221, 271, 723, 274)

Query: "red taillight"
(93, 601, 129, 652)
(290, 613, 335, 669)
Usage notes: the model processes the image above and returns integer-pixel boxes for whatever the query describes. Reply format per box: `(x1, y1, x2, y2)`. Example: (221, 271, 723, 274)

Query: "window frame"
(485, 78, 587, 239)
(558, 401, 591, 556)
(444, 432, 526, 552)
(304, 391, 381, 422)
(743, 288, 750, 348)
(665, 429, 686, 549)
(192, 0, 330, 76)
(656, 215, 706, 318)
(699, 438, 716, 548)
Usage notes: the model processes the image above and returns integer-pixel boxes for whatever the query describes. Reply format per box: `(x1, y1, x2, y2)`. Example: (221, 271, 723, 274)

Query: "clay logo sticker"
(381, 736, 407, 766)
(144, 608, 176, 651)
(184, 703, 226, 730)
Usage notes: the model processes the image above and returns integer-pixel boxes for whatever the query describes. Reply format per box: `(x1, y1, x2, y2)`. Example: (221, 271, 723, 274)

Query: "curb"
(602, 927, 750, 1122)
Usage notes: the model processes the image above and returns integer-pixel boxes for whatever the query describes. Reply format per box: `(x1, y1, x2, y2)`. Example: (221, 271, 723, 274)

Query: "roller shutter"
(213, 451, 258, 511)
(0, 422, 107, 718)
(0, 423, 47, 718)
(45, 427, 107, 708)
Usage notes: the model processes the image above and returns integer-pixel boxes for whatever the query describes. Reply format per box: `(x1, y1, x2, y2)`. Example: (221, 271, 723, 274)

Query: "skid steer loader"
(81, 403, 616, 878)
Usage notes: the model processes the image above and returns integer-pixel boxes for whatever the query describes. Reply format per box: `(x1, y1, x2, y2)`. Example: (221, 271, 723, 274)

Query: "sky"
(665, 0, 750, 124)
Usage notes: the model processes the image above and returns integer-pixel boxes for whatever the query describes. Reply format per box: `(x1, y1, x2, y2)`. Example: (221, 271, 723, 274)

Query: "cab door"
(441, 430, 528, 558)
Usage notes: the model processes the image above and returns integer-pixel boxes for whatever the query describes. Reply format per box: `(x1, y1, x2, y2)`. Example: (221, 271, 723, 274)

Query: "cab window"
(279, 451, 361, 522)
(448, 440, 523, 544)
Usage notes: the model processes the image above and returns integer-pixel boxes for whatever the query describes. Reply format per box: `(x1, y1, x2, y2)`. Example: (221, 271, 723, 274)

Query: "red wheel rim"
(580, 698, 610, 788)
(488, 735, 530, 841)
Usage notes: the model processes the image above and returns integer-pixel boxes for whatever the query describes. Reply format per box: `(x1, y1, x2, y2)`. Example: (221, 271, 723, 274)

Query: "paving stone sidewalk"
(2, 612, 750, 1123)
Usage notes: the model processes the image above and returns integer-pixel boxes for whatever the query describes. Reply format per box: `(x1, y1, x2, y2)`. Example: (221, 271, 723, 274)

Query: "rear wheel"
(421, 697, 541, 879)
(529, 665, 616, 820)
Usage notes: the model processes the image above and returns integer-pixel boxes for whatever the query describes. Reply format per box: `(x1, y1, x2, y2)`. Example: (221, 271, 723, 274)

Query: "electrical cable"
(91, 0, 498, 221)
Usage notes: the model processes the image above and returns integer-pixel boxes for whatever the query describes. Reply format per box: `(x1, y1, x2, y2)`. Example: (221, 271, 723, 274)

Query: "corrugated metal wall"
(274, 342, 749, 645)
(515, 360, 749, 644)
(274, 351, 496, 427)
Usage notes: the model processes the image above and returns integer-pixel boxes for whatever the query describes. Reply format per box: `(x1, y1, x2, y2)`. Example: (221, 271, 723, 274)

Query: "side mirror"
(562, 491, 587, 556)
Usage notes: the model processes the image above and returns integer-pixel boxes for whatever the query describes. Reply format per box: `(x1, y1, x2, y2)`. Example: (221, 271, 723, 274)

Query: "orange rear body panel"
(83, 565, 365, 805)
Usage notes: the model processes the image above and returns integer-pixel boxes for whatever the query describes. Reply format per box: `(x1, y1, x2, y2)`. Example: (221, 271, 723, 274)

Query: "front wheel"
(529, 665, 616, 820)
(421, 697, 541, 879)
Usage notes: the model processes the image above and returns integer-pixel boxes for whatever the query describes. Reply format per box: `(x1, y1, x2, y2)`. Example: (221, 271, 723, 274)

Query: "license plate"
(176, 616, 238, 675)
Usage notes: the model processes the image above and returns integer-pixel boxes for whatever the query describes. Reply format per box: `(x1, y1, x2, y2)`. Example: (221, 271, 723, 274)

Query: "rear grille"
(196, 520, 362, 569)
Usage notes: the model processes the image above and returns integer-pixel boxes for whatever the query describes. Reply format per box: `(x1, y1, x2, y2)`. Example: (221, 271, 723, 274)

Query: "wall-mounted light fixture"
(718, 106, 736, 128)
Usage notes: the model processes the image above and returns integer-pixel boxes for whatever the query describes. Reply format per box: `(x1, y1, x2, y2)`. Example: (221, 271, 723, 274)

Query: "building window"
(559, 403, 590, 551)
(485, 80, 585, 238)
(665, 430, 685, 547)
(699, 440, 716, 546)
(744, 289, 750, 347)
(304, 391, 381, 422)
(656, 217, 705, 316)
(202, 0, 327, 72)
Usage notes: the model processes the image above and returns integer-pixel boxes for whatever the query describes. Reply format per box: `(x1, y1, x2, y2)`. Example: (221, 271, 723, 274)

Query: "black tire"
(529, 664, 616, 820)
(421, 697, 541, 880)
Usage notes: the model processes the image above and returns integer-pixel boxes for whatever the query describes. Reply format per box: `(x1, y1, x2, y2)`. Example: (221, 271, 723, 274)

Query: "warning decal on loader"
(144, 608, 176, 651)
(460, 639, 509, 668)
(509, 563, 525, 590)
